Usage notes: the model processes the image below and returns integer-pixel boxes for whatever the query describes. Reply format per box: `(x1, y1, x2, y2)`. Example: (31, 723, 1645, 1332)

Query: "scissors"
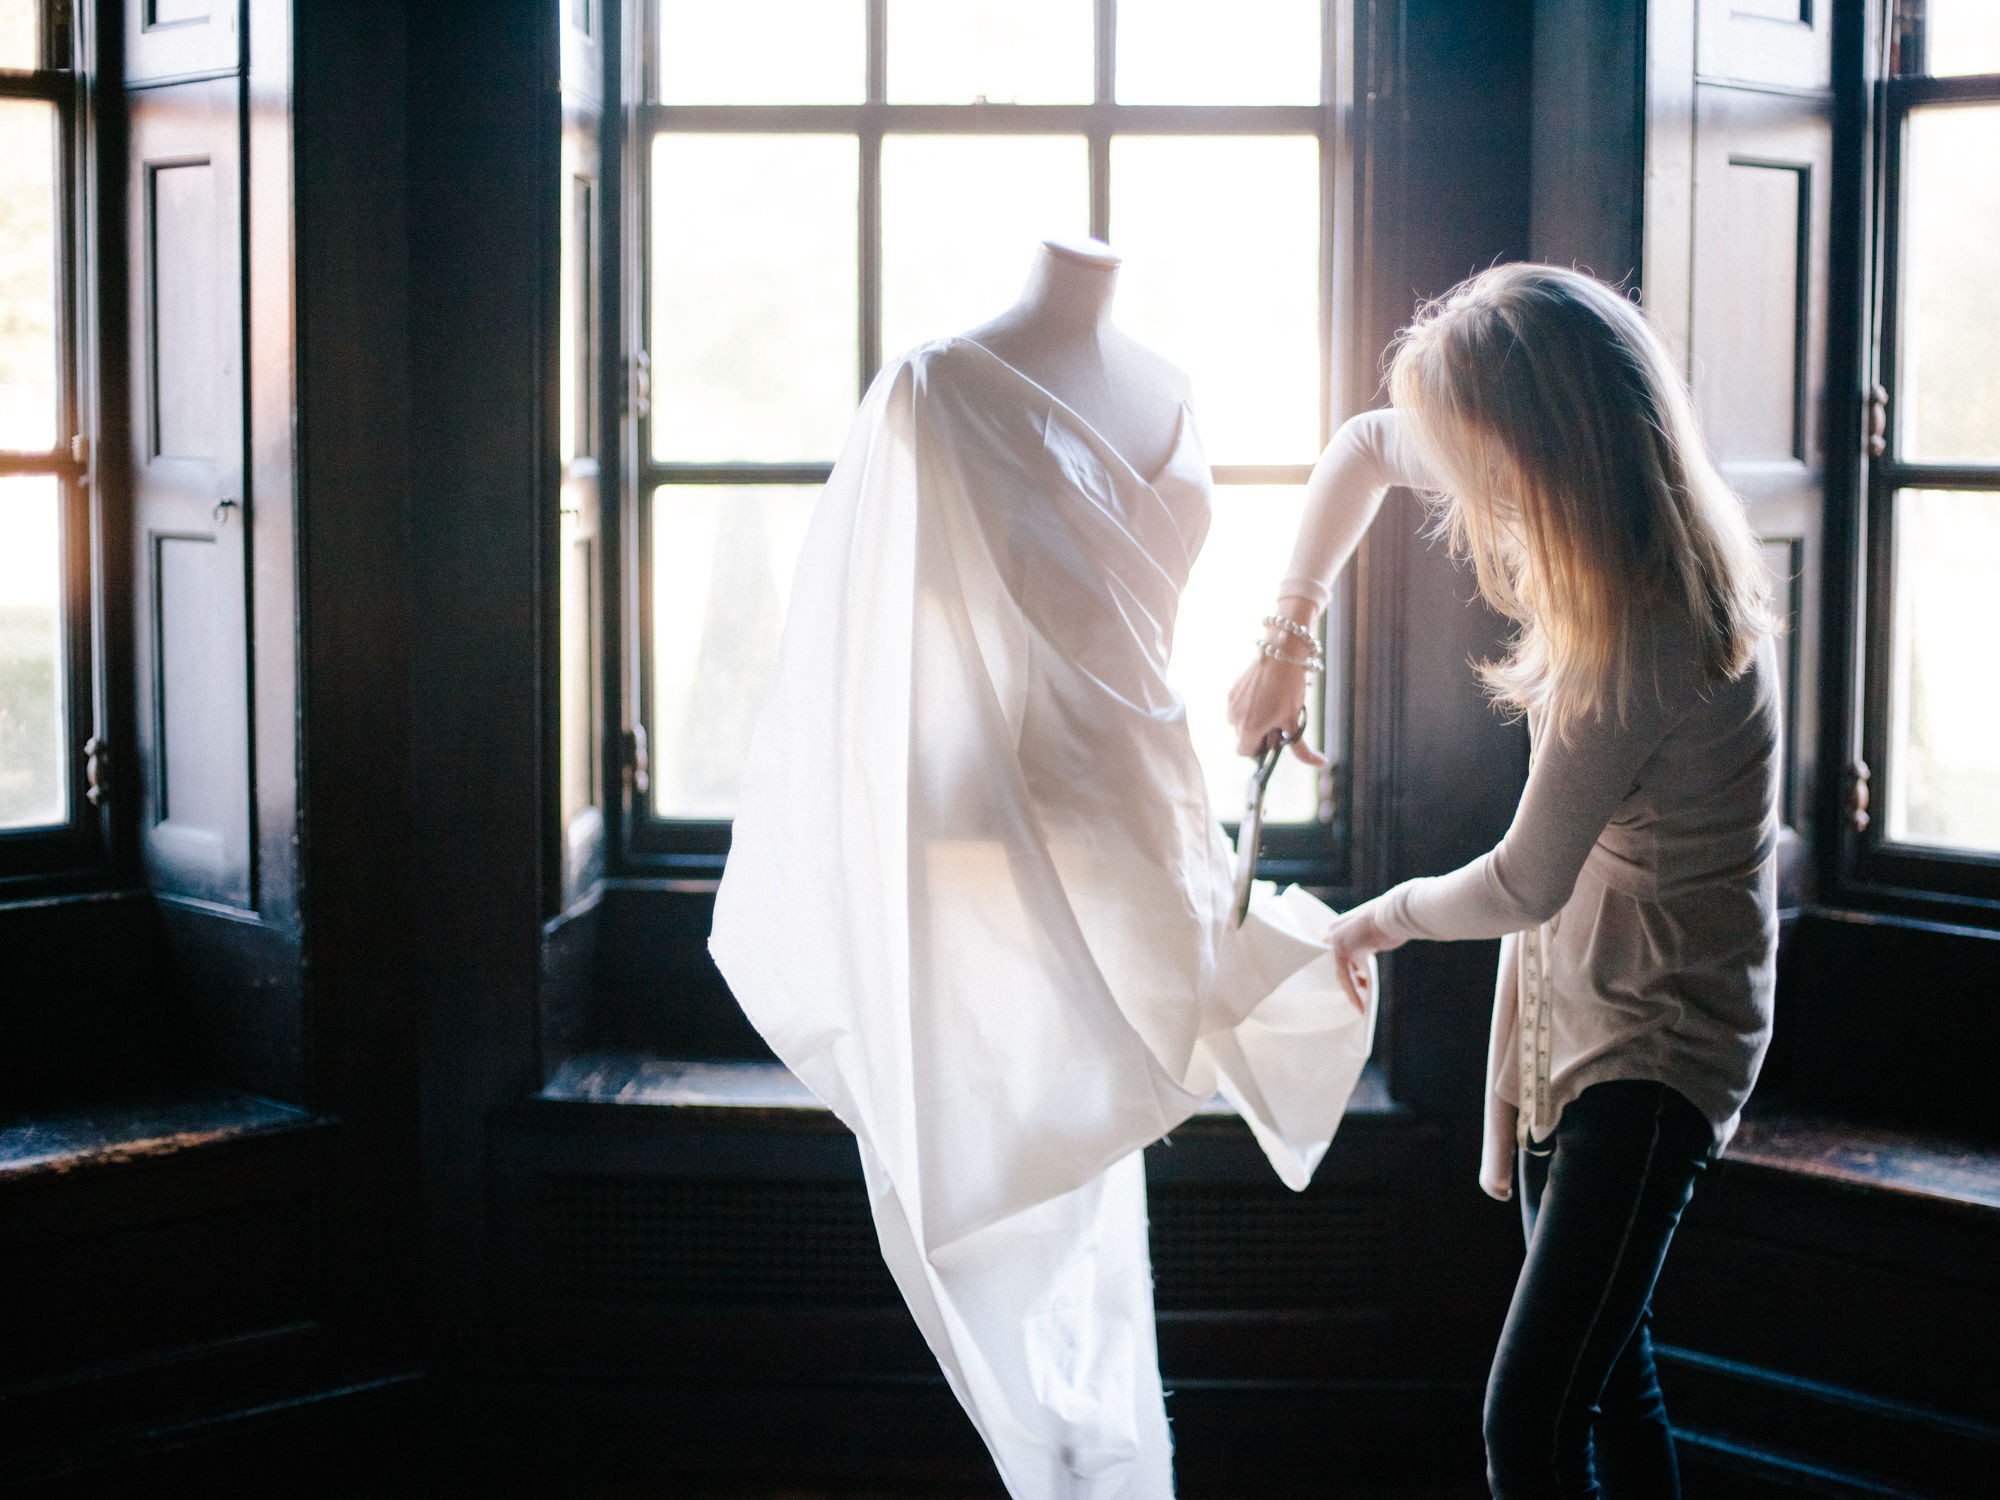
(1232, 706, 1308, 927)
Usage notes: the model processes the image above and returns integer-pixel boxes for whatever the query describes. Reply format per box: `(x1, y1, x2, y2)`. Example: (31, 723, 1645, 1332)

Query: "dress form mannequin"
(964, 237, 1192, 481)
(716, 230, 1378, 1500)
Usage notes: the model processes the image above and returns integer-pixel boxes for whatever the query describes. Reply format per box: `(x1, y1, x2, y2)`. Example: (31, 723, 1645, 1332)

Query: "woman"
(1230, 263, 1780, 1498)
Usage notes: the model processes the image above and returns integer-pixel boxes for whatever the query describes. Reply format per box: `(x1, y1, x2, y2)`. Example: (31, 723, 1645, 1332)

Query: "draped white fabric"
(710, 338, 1376, 1497)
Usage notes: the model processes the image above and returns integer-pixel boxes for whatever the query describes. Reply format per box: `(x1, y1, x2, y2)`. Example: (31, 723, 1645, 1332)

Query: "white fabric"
(710, 337, 1376, 1497)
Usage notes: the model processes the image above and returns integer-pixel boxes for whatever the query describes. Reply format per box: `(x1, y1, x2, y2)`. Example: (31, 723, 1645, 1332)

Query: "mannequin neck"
(960, 238, 1189, 481)
(1007, 240, 1121, 337)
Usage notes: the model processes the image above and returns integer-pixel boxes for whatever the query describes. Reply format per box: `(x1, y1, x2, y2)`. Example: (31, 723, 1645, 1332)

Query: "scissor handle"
(1246, 706, 1308, 801)
(1258, 704, 1308, 756)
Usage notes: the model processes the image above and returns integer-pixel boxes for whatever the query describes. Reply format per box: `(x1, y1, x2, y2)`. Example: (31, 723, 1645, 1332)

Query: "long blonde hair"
(1387, 263, 1773, 741)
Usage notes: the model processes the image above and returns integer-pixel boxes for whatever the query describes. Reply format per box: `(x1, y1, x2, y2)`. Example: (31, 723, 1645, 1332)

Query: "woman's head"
(1387, 262, 1772, 739)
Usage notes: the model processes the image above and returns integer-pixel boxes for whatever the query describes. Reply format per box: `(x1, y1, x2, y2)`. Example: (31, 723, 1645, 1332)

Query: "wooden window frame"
(618, 0, 1355, 888)
(0, 0, 108, 890)
(1844, 12, 2000, 918)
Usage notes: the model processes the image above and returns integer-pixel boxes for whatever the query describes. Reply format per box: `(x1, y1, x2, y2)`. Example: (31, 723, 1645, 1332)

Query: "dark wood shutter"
(1646, 0, 1835, 842)
(127, 75, 253, 908)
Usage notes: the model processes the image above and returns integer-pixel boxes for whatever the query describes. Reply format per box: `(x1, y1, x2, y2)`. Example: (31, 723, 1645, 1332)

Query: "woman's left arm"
(1326, 686, 1684, 992)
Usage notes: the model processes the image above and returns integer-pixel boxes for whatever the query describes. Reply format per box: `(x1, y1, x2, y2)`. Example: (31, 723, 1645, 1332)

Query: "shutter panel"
(128, 76, 252, 907)
(1647, 0, 1833, 835)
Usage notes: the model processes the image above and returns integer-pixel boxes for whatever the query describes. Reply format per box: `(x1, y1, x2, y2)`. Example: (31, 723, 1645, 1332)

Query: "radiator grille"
(1149, 1184, 1392, 1311)
(541, 1175, 1390, 1313)
(543, 1176, 900, 1306)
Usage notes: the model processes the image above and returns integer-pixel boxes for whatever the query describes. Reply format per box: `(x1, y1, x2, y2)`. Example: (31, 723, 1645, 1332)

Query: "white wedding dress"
(710, 336, 1375, 1498)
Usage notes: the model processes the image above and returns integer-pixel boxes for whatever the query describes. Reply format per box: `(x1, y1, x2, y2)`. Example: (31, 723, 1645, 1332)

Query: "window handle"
(625, 723, 650, 796)
(213, 496, 239, 524)
(1846, 758, 1871, 833)
(1867, 385, 1888, 458)
(84, 735, 109, 808)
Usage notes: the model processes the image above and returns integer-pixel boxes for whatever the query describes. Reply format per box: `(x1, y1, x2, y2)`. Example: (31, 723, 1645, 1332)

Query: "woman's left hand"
(1325, 898, 1405, 1014)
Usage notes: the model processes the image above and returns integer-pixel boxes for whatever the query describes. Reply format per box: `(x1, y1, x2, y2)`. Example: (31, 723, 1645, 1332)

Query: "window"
(632, 0, 1348, 878)
(0, 0, 97, 883)
(1860, 0, 2000, 903)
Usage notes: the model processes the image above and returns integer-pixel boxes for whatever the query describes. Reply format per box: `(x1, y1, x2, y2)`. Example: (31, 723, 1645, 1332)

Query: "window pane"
(1887, 490, 2000, 855)
(881, 135, 1088, 360)
(0, 473, 66, 830)
(1117, 0, 1320, 105)
(1925, 0, 2000, 77)
(1169, 485, 1324, 827)
(651, 135, 859, 463)
(651, 485, 818, 819)
(0, 0, 35, 71)
(658, 0, 863, 104)
(887, 0, 1092, 104)
(1111, 136, 1321, 465)
(0, 97, 59, 452)
(1897, 103, 2000, 465)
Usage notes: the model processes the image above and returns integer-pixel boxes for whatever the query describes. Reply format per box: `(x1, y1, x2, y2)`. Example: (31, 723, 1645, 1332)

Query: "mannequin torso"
(962, 238, 1192, 483)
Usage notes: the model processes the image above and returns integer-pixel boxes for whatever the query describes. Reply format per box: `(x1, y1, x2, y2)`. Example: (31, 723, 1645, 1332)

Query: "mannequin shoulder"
(1102, 331, 1193, 405)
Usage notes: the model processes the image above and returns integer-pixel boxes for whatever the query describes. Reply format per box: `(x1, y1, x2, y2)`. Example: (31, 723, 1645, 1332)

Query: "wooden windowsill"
(1722, 1102, 2000, 1217)
(0, 1088, 322, 1183)
(539, 1053, 1399, 1119)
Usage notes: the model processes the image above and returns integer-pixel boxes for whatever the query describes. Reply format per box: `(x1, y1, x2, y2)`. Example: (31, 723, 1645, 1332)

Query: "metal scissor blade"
(1232, 740, 1282, 927)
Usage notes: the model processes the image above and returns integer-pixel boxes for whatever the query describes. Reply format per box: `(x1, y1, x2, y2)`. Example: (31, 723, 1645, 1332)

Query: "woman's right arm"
(1229, 409, 1436, 756)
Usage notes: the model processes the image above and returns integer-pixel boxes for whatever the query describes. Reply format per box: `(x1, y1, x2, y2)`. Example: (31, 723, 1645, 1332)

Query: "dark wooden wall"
(403, 0, 554, 1351)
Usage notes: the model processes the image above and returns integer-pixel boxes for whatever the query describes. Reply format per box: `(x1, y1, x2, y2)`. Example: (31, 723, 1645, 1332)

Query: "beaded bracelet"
(1261, 613, 1318, 648)
(1257, 638, 1324, 676)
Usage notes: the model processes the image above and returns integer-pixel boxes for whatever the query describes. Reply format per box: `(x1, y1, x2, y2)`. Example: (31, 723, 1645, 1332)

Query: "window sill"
(0, 1088, 322, 1184)
(540, 1053, 1399, 1121)
(1721, 1101, 2000, 1218)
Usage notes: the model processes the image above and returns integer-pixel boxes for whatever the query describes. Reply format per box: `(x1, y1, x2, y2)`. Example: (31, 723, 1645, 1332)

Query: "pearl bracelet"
(1261, 613, 1318, 647)
(1257, 638, 1324, 676)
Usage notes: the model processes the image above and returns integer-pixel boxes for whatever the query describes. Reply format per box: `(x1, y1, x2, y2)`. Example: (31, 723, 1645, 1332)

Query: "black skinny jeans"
(1484, 1079, 1713, 1499)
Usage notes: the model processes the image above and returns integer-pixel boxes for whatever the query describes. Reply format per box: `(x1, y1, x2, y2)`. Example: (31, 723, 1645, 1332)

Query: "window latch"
(1867, 384, 1888, 458)
(625, 723, 650, 796)
(633, 350, 651, 419)
(1845, 758, 1871, 833)
(84, 735, 109, 808)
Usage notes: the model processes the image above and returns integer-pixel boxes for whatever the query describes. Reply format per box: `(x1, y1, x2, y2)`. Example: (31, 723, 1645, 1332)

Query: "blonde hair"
(1387, 263, 1773, 742)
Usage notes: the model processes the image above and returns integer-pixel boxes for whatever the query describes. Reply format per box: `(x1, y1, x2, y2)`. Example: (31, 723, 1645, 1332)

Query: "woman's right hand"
(1227, 603, 1328, 768)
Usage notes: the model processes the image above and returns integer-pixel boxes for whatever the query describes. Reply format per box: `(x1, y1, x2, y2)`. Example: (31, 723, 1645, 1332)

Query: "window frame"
(1847, 14, 2000, 916)
(0, 0, 106, 889)
(619, 0, 1354, 885)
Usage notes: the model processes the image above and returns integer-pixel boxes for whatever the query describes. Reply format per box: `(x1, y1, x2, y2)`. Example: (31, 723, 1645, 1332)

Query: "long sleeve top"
(1288, 409, 1781, 1199)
